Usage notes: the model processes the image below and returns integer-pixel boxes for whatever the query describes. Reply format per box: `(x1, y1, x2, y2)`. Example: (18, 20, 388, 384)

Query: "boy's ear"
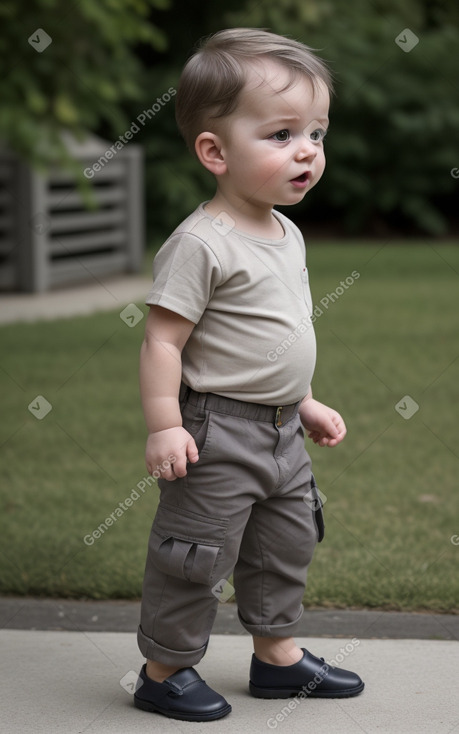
(195, 132, 227, 175)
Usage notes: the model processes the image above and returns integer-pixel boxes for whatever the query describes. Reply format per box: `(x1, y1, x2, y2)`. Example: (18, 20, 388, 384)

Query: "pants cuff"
(137, 625, 209, 667)
(237, 604, 304, 637)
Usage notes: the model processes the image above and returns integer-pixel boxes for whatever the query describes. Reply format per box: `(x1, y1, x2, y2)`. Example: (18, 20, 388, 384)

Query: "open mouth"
(290, 172, 310, 187)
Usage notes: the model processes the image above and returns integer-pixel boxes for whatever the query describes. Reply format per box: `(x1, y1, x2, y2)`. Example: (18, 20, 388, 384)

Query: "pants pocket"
(150, 503, 229, 585)
(310, 473, 325, 543)
(180, 402, 211, 455)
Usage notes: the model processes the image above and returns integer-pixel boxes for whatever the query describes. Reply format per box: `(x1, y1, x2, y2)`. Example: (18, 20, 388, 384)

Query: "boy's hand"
(146, 427, 199, 481)
(299, 397, 346, 447)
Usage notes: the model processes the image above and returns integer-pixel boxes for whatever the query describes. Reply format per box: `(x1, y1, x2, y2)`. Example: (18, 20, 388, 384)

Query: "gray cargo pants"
(137, 382, 324, 667)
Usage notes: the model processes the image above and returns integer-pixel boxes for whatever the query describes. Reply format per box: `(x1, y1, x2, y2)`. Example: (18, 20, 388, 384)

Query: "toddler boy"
(134, 27, 364, 721)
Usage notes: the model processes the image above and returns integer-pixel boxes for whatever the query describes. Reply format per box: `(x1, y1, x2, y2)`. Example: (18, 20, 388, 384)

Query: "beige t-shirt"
(146, 203, 316, 405)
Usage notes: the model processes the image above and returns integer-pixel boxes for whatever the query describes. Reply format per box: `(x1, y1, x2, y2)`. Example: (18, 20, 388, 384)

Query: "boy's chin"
(277, 191, 310, 207)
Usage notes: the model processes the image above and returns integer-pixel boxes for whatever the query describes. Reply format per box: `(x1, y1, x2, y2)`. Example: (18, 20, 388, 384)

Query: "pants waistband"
(179, 382, 301, 427)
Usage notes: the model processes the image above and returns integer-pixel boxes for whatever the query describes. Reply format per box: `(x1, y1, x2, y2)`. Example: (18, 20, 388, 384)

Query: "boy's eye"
(309, 128, 327, 143)
(272, 129, 290, 142)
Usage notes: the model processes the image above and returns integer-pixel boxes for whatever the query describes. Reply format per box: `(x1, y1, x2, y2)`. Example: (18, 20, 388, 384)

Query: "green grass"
(1, 242, 458, 611)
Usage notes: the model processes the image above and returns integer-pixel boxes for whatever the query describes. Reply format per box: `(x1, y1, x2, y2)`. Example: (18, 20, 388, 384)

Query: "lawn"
(1, 242, 458, 611)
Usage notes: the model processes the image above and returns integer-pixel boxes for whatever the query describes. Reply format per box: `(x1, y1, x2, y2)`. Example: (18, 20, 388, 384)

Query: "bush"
(0, 0, 170, 172)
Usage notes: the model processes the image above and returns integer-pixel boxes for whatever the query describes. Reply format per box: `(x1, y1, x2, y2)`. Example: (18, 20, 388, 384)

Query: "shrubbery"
(2, 0, 458, 239)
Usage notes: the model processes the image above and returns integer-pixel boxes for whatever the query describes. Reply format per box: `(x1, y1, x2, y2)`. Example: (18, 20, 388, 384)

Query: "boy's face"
(216, 59, 330, 212)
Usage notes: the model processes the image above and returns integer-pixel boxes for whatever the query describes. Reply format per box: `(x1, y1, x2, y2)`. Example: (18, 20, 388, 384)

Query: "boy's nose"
(295, 139, 317, 160)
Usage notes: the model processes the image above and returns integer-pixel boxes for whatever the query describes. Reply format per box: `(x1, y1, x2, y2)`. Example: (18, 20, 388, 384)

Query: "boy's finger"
(161, 465, 180, 481)
(186, 438, 200, 463)
(170, 454, 188, 477)
(325, 417, 339, 437)
(327, 427, 346, 446)
(168, 438, 199, 479)
(332, 413, 346, 432)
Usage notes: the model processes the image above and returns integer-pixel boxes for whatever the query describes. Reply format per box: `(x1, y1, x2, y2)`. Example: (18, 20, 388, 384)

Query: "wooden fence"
(0, 135, 144, 292)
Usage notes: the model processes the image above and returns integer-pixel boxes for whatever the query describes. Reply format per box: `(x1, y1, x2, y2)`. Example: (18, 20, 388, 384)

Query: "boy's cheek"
(316, 155, 326, 177)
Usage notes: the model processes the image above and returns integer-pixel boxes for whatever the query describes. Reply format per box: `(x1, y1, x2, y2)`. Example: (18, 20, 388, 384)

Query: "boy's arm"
(139, 305, 198, 480)
(299, 387, 347, 447)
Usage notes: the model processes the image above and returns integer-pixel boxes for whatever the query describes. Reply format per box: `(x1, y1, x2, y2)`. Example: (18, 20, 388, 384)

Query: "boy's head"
(175, 28, 333, 155)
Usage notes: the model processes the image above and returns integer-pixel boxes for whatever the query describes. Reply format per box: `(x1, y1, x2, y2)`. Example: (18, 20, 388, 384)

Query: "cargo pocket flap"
(150, 503, 228, 584)
(153, 503, 228, 545)
(189, 543, 220, 583)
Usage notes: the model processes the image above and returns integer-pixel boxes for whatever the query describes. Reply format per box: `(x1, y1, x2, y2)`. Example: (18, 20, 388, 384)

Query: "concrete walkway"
(2, 628, 458, 734)
(1, 598, 459, 733)
(0, 274, 152, 324)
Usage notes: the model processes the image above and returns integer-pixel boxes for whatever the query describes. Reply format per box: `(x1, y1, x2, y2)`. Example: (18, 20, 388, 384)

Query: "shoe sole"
(249, 681, 365, 699)
(134, 695, 232, 721)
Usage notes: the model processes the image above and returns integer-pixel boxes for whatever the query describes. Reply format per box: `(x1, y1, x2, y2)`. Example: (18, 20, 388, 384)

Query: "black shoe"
(133, 664, 231, 721)
(249, 648, 364, 699)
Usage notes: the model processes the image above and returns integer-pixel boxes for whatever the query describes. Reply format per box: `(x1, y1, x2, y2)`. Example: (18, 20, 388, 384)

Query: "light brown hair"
(175, 28, 334, 153)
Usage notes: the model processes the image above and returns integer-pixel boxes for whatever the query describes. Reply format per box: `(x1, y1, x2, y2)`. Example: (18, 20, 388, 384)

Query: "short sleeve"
(145, 233, 224, 324)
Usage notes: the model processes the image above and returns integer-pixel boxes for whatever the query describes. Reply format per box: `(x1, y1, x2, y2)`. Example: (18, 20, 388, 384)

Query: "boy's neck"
(204, 195, 284, 240)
